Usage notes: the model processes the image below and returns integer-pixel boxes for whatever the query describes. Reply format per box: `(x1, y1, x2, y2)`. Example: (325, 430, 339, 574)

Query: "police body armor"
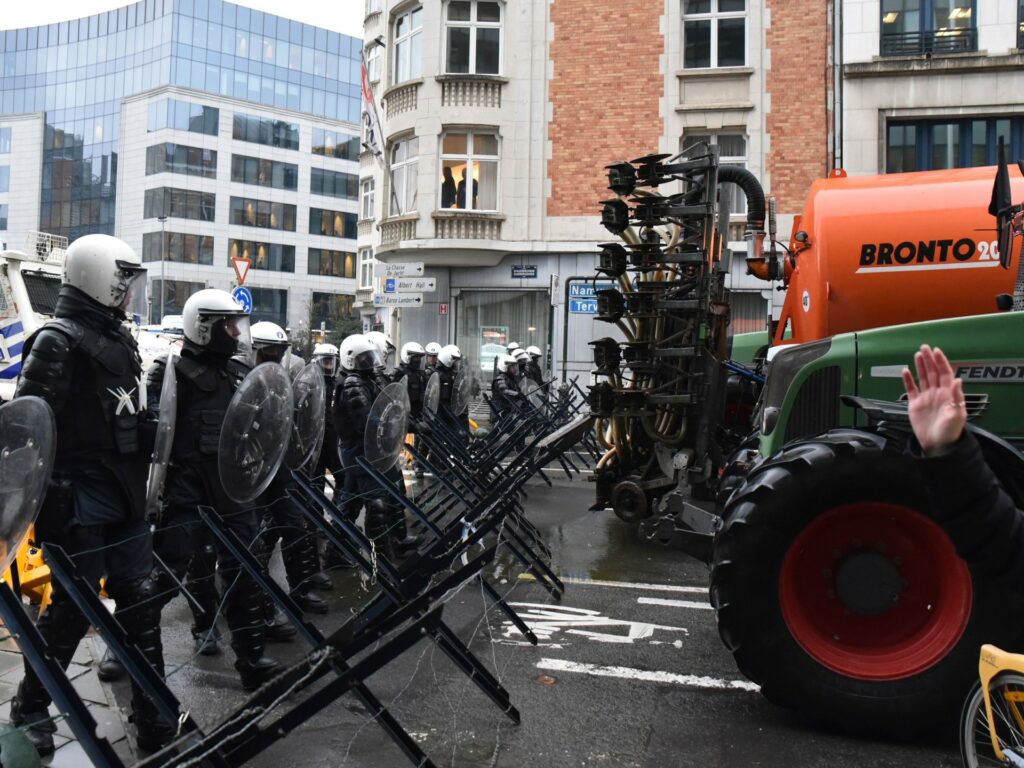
(394, 364, 426, 419)
(334, 371, 379, 446)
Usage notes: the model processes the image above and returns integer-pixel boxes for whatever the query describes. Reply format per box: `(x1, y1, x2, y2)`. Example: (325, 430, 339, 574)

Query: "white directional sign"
(384, 277, 436, 293)
(373, 262, 425, 278)
(373, 293, 425, 308)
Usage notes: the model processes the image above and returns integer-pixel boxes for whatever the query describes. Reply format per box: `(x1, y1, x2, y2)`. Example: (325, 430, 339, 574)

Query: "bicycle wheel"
(960, 672, 1024, 767)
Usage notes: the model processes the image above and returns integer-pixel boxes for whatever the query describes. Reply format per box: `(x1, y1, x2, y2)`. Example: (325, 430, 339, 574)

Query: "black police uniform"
(436, 363, 470, 435)
(490, 370, 521, 418)
(148, 340, 276, 690)
(11, 285, 170, 751)
(525, 359, 544, 388)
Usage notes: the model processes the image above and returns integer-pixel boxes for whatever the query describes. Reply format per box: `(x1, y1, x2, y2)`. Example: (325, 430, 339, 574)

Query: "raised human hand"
(901, 344, 967, 456)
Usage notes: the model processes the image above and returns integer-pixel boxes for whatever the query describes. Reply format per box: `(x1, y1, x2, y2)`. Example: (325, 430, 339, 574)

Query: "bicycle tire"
(960, 672, 1024, 768)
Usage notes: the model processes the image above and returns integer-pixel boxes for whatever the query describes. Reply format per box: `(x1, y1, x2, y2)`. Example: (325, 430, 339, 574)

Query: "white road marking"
(536, 658, 760, 693)
(502, 603, 689, 645)
(637, 596, 713, 611)
(518, 573, 708, 595)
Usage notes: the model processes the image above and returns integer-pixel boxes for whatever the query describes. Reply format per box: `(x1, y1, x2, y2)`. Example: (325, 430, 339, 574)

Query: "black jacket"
(490, 373, 520, 413)
(916, 431, 1024, 592)
(525, 360, 544, 387)
(393, 362, 427, 419)
(335, 370, 379, 445)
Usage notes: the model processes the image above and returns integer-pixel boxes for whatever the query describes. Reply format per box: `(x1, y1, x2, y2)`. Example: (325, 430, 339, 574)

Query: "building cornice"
(844, 52, 1024, 78)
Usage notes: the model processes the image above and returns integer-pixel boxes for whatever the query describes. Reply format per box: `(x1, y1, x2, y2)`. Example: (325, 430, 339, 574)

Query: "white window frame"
(389, 136, 419, 216)
(393, 7, 423, 85)
(438, 130, 500, 213)
(682, 0, 747, 69)
(444, 1, 503, 76)
(359, 247, 374, 290)
(680, 131, 748, 215)
(365, 0, 382, 16)
(360, 177, 376, 220)
(366, 43, 382, 84)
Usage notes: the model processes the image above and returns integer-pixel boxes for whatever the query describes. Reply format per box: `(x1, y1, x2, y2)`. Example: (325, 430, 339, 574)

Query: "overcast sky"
(2, 0, 364, 38)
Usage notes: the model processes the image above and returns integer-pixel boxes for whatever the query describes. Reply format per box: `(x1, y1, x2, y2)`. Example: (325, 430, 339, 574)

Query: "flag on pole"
(361, 51, 384, 164)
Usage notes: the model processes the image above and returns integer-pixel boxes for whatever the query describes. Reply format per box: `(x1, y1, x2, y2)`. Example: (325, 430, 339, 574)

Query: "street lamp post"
(158, 215, 168, 325)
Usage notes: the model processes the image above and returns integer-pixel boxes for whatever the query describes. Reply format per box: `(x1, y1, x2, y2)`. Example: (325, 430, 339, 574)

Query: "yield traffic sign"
(232, 256, 251, 285)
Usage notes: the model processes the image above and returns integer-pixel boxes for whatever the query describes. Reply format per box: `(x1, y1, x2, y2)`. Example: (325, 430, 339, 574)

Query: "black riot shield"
(218, 363, 294, 503)
(0, 396, 56, 570)
(364, 382, 410, 473)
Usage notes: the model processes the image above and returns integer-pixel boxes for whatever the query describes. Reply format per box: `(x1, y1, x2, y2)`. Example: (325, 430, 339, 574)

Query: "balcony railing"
(880, 28, 978, 57)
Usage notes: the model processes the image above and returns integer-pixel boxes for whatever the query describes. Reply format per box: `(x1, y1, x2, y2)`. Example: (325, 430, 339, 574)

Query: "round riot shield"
(364, 382, 410, 473)
(424, 372, 441, 414)
(145, 351, 178, 520)
(0, 397, 56, 572)
(285, 362, 326, 470)
(219, 363, 294, 503)
(451, 367, 473, 416)
(519, 378, 546, 408)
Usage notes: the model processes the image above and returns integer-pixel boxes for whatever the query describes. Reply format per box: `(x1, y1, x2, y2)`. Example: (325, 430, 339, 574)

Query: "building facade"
(0, 0, 363, 333)
(359, 0, 831, 380)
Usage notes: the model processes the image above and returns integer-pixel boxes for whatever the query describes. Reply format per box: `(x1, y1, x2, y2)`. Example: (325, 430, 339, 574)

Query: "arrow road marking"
(502, 602, 689, 645)
(535, 658, 760, 693)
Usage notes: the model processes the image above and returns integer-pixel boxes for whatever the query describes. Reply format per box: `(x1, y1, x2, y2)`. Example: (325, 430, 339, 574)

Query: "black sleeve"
(917, 431, 1024, 591)
(340, 375, 373, 435)
(15, 327, 76, 414)
(146, 358, 167, 416)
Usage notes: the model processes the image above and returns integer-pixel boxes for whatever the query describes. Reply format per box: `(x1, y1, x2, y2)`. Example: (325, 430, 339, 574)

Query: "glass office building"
(0, 0, 360, 241)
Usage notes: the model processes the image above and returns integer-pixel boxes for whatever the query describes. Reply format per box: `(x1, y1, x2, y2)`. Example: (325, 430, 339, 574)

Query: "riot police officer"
(250, 322, 330, 617)
(525, 345, 545, 387)
(10, 235, 172, 754)
(310, 343, 352, 570)
(436, 344, 470, 435)
(366, 330, 396, 379)
(393, 342, 430, 479)
(490, 355, 522, 418)
(424, 342, 441, 373)
(148, 289, 279, 692)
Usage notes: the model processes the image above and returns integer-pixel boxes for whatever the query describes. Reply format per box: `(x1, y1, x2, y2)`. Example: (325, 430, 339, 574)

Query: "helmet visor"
(116, 262, 148, 319)
(207, 314, 251, 358)
(353, 347, 382, 371)
(407, 354, 424, 371)
(256, 343, 289, 364)
(316, 355, 338, 377)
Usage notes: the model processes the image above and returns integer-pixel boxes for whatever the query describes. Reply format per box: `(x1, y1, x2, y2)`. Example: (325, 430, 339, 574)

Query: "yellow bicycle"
(961, 645, 1024, 767)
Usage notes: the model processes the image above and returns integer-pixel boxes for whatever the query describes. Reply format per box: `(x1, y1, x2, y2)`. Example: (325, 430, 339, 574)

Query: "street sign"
(569, 298, 598, 315)
(569, 282, 614, 299)
(232, 257, 251, 285)
(439, 303, 449, 315)
(511, 265, 538, 279)
(231, 286, 253, 314)
(373, 262, 425, 278)
(373, 293, 424, 308)
(384, 277, 436, 293)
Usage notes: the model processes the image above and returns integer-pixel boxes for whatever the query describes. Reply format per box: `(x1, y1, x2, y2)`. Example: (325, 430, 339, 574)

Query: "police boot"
(97, 647, 126, 682)
(364, 499, 398, 564)
(284, 533, 328, 615)
(10, 687, 57, 757)
(305, 520, 333, 590)
(391, 512, 422, 555)
(224, 575, 280, 692)
(186, 544, 221, 656)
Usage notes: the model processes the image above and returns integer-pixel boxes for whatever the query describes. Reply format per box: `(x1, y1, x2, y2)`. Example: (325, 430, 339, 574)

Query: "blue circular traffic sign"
(232, 286, 253, 314)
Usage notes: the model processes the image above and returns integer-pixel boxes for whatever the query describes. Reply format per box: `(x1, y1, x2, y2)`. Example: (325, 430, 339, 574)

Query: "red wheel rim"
(779, 502, 972, 681)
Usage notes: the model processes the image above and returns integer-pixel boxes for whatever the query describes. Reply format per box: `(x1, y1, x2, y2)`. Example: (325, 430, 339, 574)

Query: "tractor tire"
(710, 429, 1024, 737)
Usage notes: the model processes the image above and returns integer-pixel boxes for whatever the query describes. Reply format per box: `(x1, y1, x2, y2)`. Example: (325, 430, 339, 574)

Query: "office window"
(311, 168, 359, 200)
(0, 166, 8, 194)
(0, 128, 10, 154)
(880, 0, 976, 56)
(439, 131, 498, 212)
(229, 239, 295, 273)
(0, 204, 7, 230)
(361, 178, 376, 220)
(231, 113, 300, 150)
(312, 128, 360, 159)
(886, 117, 1023, 173)
(680, 133, 748, 215)
(249, 287, 288, 327)
(147, 98, 219, 136)
(393, 7, 423, 84)
(145, 143, 217, 178)
(308, 248, 356, 278)
(229, 196, 297, 231)
(309, 207, 358, 239)
(151, 279, 205, 318)
(143, 188, 216, 222)
(230, 155, 299, 190)
(359, 247, 374, 290)
(142, 232, 215, 265)
(445, 1, 501, 75)
(311, 291, 356, 330)
(389, 136, 418, 216)
(683, 0, 746, 69)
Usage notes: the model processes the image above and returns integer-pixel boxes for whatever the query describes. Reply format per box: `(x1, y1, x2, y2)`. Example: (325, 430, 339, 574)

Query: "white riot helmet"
(182, 289, 251, 357)
(437, 344, 462, 370)
(513, 348, 529, 363)
(339, 333, 382, 372)
(313, 342, 340, 377)
(63, 234, 146, 311)
(401, 341, 426, 367)
(526, 345, 542, 359)
(500, 355, 519, 374)
(251, 321, 290, 364)
(506, 342, 520, 354)
(425, 342, 441, 356)
(366, 330, 395, 361)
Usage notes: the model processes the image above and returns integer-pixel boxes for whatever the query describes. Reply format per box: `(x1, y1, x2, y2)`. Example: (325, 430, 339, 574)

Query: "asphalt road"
(122, 481, 963, 768)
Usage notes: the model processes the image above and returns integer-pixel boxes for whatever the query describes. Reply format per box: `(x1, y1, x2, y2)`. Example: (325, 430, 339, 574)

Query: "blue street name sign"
(231, 286, 253, 314)
(569, 282, 614, 299)
(569, 298, 599, 314)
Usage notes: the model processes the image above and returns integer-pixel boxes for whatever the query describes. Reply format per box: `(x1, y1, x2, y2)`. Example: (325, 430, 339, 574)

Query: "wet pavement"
(104, 479, 962, 767)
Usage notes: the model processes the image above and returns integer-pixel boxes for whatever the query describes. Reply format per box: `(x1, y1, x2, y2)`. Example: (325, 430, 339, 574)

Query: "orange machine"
(749, 166, 1024, 346)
